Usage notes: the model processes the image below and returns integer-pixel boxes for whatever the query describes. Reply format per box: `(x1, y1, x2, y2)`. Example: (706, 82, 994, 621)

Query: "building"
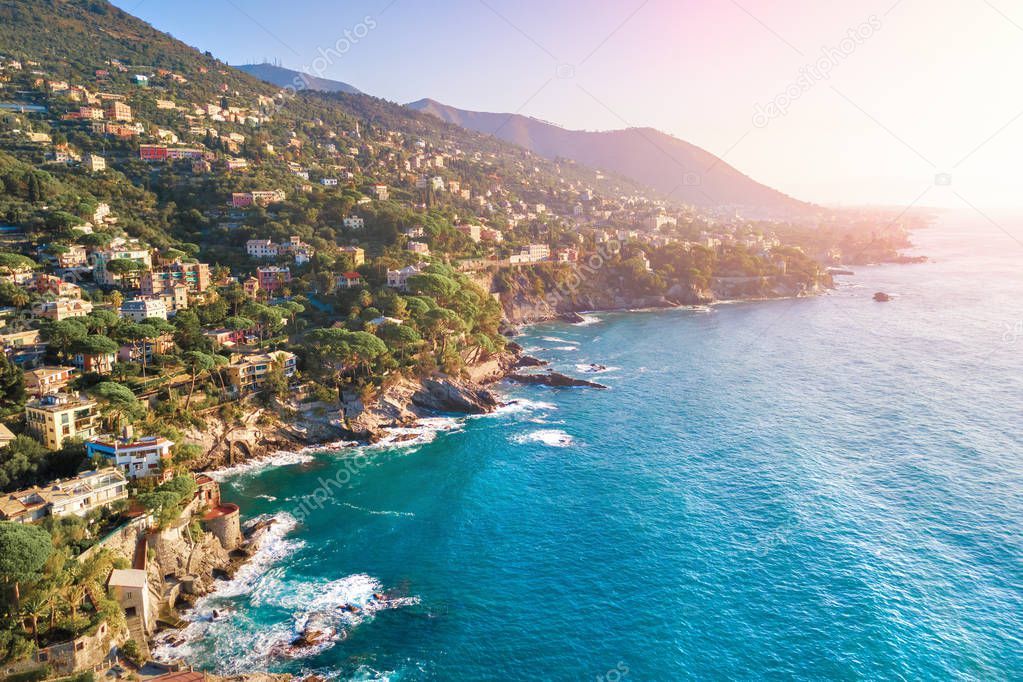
(342, 216, 364, 230)
(83, 153, 106, 172)
(242, 276, 260, 299)
(0, 424, 13, 448)
(334, 271, 363, 290)
(246, 239, 279, 259)
(338, 245, 365, 266)
(34, 298, 93, 321)
(31, 273, 81, 299)
(372, 184, 389, 200)
(0, 468, 127, 523)
(456, 224, 482, 243)
(386, 263, 425, 291)
(140, 261, 210, 296)
(510, 243, 551, 264)
(232, 190, 285, 208)
(224, 350, 297, 392)
(256, 266, 291, 293)
(93, 245, 152, 287)
(86, 429, 174, 479)
(107, 568, 154, 650)
(104, 101, 132, 121)
(25, 394, 101, 449)
(73, 348, 117, 376)
(24, 366, 76, 397)
(118, 333, 175, 363)
(120, 297, 167, 322)
(406, 241, 430, 255)
(54, 244, 88, 269)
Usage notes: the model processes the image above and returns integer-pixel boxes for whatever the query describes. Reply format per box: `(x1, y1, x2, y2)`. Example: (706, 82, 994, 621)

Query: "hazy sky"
(114, 0, 1023, 211)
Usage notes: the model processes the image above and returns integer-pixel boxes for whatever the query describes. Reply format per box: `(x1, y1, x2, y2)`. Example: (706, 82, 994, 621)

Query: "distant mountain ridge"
(236, 63, 361, 94)
(407, 98, 812, 215)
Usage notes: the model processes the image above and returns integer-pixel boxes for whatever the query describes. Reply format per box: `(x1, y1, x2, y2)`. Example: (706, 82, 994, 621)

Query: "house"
(232, 190, 285, 208)
(338, 246, 365, 266)
(86, 428, 174, 479)
(73, 349, 117, 376)
(372, 184, 389, 200)
(1, 329, 46, 367)
(107, 568, 155, 648)
(54, 244, 88, 268)
(34, 298, 93, 321)
(342, 216, 364, 230)
(83, 153, 106, 172)
(23, 366, 76, 397)
(0, 468, 127, 523)
(118, 333, 174, 363)
(386, 263, 425, 291)
(456, 224, 482, 243)
(407, 241, 430, 255)
(31, 273, 81, 298)
(140, 261, 211, 296)
(93, 245, 152, 287)
(242, 276, 260, 299)
(256, 266, 291, 293)
(246, 239, 279, 259)
(481, 227, 504, 243)
(120, 297, 167, 322)
(202, 328, 245, 349)
(103, 101, 132, 121)
(334, 271, 363, 290)
(0, 424, 14, 448)
(510, 244, 551, 264)
(224, 350, 297, 392)
(24, 394, 101, 447)
(555, 248, 579, 263)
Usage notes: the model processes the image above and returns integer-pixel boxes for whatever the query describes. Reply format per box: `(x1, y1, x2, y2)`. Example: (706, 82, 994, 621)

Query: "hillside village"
(0, 1, 927, 680)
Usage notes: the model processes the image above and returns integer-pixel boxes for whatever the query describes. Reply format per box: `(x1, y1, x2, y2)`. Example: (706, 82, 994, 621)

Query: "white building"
(120, 297, 167, 322)
(85, 430, 174, 479)
(343, 216, 365, 230)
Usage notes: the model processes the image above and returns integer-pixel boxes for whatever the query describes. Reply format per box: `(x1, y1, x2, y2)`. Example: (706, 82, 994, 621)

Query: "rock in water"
(560, 312, 587, 323)
(507, 372, 608, 389)
(873, 292, 892, 302)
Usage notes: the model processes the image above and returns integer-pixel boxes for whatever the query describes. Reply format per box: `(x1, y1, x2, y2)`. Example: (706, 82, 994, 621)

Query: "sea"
(154, 210, 1023, 680)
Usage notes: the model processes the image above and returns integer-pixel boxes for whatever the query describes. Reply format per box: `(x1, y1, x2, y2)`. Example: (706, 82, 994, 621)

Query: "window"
(125, 606, 136, 617)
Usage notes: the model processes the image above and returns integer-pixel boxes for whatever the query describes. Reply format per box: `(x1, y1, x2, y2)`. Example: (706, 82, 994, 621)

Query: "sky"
(112, 0, 1023, 212)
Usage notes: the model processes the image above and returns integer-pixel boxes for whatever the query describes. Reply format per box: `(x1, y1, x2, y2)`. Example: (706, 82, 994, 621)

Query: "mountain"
(408, 98, 811, 215)
(236, 63, 361, 95)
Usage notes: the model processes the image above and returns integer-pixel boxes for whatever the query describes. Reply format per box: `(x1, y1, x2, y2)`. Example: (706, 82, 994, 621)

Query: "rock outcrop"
(507, 372, 608, 389)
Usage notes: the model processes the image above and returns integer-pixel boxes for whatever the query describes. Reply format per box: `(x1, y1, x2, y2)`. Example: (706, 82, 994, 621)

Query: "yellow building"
(224, 351, 296, 393)
(25, 394, 101, 449)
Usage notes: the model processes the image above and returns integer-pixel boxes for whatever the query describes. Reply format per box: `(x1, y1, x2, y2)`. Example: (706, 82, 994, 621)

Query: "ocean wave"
(541, 336, 579, 345)
(574, 313, 602, 326)
(209, 450, 317, 481)
(488, 398, 558, 416)
(343, 502, 415, 517)
(511, 429, 575, 448)
(370, 416, 465, 450)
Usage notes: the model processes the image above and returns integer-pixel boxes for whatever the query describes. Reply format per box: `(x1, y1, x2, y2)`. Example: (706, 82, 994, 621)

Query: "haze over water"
(164, 210, 1023, 680)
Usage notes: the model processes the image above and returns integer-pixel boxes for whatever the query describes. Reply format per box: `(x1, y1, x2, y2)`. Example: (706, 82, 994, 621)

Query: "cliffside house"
(23, 365, 76, 397)
(86, 428, 174, 479)
(34, 298, 93, 321)
(0, 468, 128, 523)
(25, 393, 101, 448)
(224, 350, 297, 393)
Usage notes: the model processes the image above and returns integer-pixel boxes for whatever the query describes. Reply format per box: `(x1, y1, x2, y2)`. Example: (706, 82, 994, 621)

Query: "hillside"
(237, 62, 361, 95)
(408, 98, 812, 216)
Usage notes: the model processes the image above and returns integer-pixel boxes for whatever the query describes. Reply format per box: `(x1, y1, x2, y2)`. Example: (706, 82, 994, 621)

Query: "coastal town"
(0, 2, 930, 680)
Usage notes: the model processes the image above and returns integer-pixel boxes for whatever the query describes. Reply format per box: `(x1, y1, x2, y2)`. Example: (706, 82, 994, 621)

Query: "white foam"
(541, 336, 579, 345)
(487, 398, 558, 416)
(209, 450, 316, 481)
(216, 513, 304, 599)
(574, 313, 602, 326)
(511, 429, 575, 448)
(574, 363, 619, 374)
(342, 502, 415, 517)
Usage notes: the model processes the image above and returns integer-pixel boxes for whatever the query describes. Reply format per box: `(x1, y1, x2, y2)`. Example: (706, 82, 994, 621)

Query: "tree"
(42, 319, 88, 360)
(306, 328, 388, 394)
(181, 351, 216, 408)
(0, 353, 25, 411)
(0, 522, 52, 614)
(92, 382, 145, 432)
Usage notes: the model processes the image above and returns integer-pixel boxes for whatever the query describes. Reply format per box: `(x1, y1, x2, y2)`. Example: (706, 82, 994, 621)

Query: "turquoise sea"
(157, 211, 1023, 680)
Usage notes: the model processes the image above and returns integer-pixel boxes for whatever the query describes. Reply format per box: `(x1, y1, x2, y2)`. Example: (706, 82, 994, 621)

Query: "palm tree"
(22, 592, 49, 645)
